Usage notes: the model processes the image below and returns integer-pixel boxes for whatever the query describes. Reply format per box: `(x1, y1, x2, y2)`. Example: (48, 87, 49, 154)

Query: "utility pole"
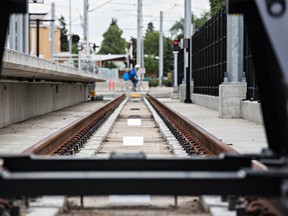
(137, 0, 142, 67)
(184, 0, 192, 103)
(84, 0, 89, 56)
(159, 11, 164, 87)
(69, 0, 72, 64)
(50, 2, 55, 60)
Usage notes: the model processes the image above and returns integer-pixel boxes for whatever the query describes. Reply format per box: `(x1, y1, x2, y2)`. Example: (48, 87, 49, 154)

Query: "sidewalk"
(159, 98, 268, 154)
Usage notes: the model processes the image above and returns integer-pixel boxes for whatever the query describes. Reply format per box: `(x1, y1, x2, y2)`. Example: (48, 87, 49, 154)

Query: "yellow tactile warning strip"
(129, 93, 142, 98)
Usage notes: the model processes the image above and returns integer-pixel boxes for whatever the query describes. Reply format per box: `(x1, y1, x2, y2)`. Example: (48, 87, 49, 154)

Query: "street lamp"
(29, 13, 54, 57)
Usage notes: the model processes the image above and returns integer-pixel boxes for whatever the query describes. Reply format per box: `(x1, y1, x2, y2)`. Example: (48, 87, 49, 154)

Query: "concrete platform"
(159, 98, 268, 154)
(2, 49, 105, 83)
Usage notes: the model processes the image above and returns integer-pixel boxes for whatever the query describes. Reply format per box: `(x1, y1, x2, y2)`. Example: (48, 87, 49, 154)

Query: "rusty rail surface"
(147, 94, 237, 155)
(22, 94, 126, 155)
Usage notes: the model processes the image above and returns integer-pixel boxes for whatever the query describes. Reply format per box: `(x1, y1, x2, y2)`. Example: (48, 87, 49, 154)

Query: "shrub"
(149, 80, 159, 87)
(163, 79, 172, 87)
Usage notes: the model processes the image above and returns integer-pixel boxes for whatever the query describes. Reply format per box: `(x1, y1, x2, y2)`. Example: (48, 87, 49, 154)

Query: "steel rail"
(22, 94, 126, 155)
(146, 94, 238, 155)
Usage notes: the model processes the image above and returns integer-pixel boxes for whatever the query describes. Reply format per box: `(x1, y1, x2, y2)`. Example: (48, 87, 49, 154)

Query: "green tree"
(146, 22, 155, 33)
(58, 15, 68, 35)
(129, 37, 137, 66)
(209, 0, 226, 16)
(170, 18, 184, 38)
(194, 12, 211, 31)
(143, 23, 175, 78)
(144, 31, 160, 56)
(164, 37, 174, 73)
(58, 15, 68, 52)
(98, 18, 126, 54)
(169, 12, 210, 37)
(144, 55, 158, 78)
(144, 30, 159, 77)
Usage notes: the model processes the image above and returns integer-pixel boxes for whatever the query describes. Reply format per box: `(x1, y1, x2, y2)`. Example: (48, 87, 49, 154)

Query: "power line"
(89, 0, 114, 12)
(141, 4, 178, 28)
(110, 2, 137, 6)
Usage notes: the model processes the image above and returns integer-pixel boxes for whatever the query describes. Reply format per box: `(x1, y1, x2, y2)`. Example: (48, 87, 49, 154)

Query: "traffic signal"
(173, 39, 180, 51)
(60, 33, 68, 42)
(72, 34, 80, 43)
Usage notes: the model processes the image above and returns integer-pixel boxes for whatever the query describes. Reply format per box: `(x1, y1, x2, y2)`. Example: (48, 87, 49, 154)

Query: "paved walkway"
(158, 98, 268, 154)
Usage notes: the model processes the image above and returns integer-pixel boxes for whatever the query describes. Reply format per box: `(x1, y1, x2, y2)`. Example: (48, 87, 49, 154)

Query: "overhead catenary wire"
(89, 0, 114, 12)
(141, 4, 178, 28)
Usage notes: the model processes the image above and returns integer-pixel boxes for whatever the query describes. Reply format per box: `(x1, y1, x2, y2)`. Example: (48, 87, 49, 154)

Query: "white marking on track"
(127, 119, 142, 126)
(123, 136, 144, 146)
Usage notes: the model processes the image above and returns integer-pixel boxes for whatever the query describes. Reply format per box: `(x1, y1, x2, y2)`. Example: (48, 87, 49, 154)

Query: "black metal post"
(36, 19, 40, 57)
(185, 38, 192, 103)
(29, 16, 55, 58)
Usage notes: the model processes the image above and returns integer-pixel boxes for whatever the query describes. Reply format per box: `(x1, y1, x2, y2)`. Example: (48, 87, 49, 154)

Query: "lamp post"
(30, 14, 54, 57)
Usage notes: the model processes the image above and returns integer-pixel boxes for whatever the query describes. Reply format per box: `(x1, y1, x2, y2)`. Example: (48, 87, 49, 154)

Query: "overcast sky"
(30, 0, 210, 46)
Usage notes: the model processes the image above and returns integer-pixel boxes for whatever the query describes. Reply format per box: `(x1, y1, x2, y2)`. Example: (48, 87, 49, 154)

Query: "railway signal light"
(72, 34, 80, 43)
(173, 39, 180, 51)
(60, 33, 68, 43)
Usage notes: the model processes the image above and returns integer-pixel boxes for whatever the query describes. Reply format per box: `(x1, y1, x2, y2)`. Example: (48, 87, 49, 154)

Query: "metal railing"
(192, 8, 227, 96)
(176, 8, 259, 100)
(244, 19, 259, 101)
(177, 48, 184, 86)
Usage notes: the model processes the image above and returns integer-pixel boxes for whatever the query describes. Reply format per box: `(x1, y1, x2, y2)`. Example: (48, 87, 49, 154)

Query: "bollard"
(174, 195, 178, 209)
(108, 80, 115, 91)
(80, 196, 84, 208)
(108, 81, 111, 91)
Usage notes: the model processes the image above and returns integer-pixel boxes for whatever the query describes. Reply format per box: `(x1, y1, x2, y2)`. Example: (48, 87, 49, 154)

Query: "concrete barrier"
(0, 82, 88, 128)
(241, 100, 263, 124)
(192, 93, 219, 111)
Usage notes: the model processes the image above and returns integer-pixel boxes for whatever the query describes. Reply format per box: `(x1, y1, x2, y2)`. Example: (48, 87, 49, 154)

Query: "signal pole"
(159, 11, 164, 87)
(184, 0, 192, 103)
(137, 0, 142, 67)
(69, 0, 72, 64)
(50, 3, 55, 60)
(84, 0, 89, 56)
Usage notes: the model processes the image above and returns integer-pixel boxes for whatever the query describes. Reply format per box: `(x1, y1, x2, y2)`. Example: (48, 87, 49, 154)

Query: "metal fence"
(192, 8, 227, 96)
(176, 8, 259, 100)
(244, 20, 259, 101)
(177, 48, 184, 86)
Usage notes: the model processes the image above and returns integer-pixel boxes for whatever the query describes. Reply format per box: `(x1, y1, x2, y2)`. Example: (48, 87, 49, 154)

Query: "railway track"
(3, 94, 282, 215)
(23, 94, 236, 157)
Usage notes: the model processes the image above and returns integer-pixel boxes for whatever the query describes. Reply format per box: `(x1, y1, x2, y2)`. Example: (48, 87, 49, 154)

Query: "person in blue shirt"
(129, 64, 140, 91)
